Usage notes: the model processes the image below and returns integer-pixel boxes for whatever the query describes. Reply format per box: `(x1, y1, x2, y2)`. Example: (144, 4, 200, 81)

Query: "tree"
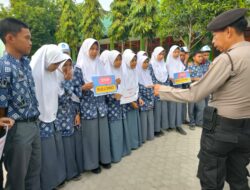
(80, 0, 104, 40)
(108, 0, 132, 51)
(128, 0, 159, 51)
(158, 0, 250, 51)
(56, 0, 79, 60)
(0, 0, 60, 54)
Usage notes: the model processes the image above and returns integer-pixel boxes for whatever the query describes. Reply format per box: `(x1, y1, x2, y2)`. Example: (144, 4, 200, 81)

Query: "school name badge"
(173, 71, 191, 85)
(92, 75, 117, 96)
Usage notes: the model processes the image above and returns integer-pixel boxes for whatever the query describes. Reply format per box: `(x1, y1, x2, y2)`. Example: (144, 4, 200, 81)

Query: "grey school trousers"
(4, 121, 41, 190)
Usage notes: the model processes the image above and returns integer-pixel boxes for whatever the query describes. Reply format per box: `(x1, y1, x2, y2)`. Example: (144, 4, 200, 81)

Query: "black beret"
(207, 8, 248, 31)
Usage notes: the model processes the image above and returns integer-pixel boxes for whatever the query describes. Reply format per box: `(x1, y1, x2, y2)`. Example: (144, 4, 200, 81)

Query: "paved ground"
(60, 125, 239, 190)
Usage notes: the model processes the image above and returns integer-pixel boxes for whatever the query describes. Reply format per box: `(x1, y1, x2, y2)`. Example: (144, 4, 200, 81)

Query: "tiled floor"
(60, 125, 239, 190)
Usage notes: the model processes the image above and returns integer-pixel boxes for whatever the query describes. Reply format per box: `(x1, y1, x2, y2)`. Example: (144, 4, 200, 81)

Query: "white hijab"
(99, 50, 113, 76)
(166, 45, 185, 78)
(108, 50, 122, 80)
(30, 44, 67, 123)
(123, 49, 133, 55)
(106, 50, 122, 93)
(120, 51, 138, 96)
(150, 46, 168, 83)
(75, 38, 105, 83)
(136, 55, 153, 87)
(137, 50, 147, 58)
(56, 54, 72, 96)
(121, 49, 133, 72)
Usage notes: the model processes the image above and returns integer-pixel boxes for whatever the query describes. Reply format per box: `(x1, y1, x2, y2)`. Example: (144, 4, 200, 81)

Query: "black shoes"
(91, 164, 111, 174)
(101, 163, 112, 169)
(167, 128, 174, 132)
(91, 167, 102, 174)
(176, 127, 187, 135)
(72, 174, 82, 181)
(154, 130, 164, 137)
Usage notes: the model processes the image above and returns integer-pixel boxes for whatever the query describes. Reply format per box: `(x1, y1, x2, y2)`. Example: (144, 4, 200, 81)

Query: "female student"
(166, 45, 187, 135)
(30, 44, 70, 190)
(54, 55, 81, 181)
(137, 55, 155, 142)
(149, 47, 169, 136)
(72, 38, 111, 174)
(58, 43, 84, 174)
(101, 50, 131, 162)
(137, 50, 148, 58)
(121, 50, 142, 150)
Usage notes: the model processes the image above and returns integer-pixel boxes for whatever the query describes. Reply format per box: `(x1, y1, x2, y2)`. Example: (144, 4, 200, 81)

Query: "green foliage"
(0, 0, 60, 54)
(1, 0, 249, 54)
(108, 0, 132, 43)
(80, 0, 104, 40)
(128, 0, 158, 39)
(56, 0, 79, 60)
(159, 0, 250, 50)
(128, 0, 159, 50)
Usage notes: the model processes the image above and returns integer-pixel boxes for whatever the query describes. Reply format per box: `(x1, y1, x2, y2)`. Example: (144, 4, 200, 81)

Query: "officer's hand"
(82, 82, 93, 91)
(0, 117, 15, 128)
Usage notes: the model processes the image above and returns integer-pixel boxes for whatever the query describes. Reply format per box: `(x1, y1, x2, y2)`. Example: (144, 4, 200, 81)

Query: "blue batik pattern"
(188, 63, 203, 80)
(106, 94, 126, 122)
(148, 64, 169, 101)
(201, 60, 211, 75)
(54, 80, 75, 137)
(72, 67, 108, 120)
(39, 121, 55, 138)
(138, 84, 154, 111)
(0, 53, 39, 120)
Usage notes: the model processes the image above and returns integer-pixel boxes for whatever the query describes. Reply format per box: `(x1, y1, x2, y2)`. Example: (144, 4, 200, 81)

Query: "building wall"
(100, 26, 250, 57)
(100, 37, 182, 57)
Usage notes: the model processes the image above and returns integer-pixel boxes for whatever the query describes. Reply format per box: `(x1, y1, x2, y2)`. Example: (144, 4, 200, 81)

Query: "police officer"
(155, 8, 250, 190)
(0, 18, 41, 190)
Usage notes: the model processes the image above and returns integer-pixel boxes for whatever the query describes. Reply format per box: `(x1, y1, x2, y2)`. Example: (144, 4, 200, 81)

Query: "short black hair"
(191, 50, 202, 58)
(229, 16, 248, 34)
(0, 18, 29, 43)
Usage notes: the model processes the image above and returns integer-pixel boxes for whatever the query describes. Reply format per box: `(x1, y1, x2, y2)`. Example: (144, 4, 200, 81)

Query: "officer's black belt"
(216, 115, 249, 132)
